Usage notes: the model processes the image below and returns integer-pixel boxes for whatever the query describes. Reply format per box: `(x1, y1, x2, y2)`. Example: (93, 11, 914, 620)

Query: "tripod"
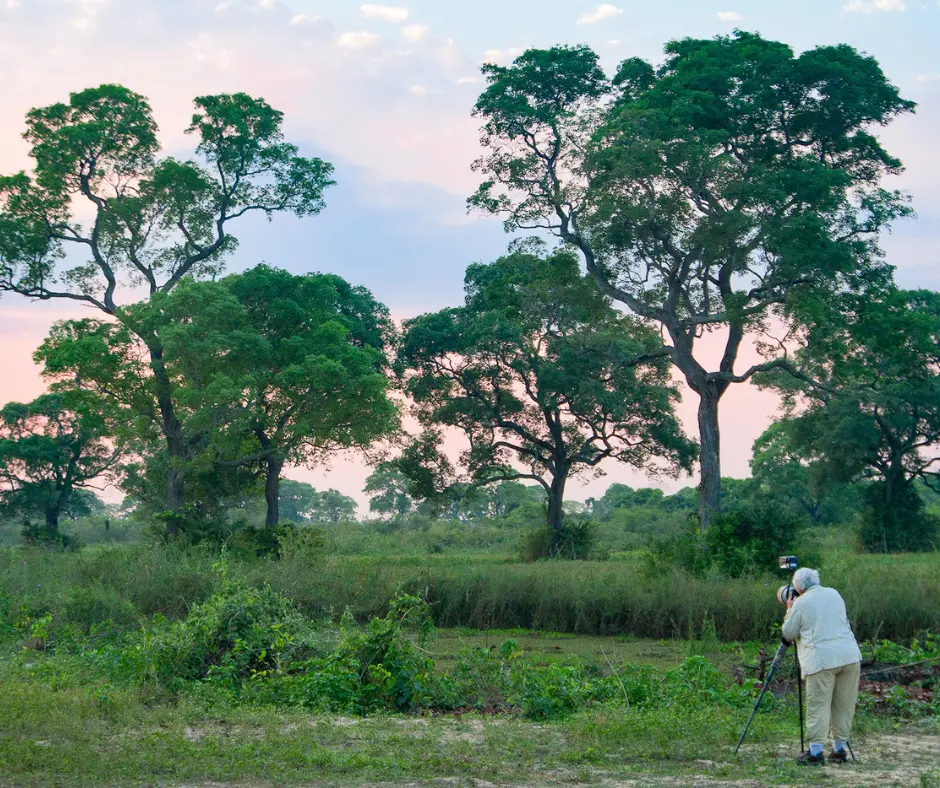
(735, 640, 805, 754)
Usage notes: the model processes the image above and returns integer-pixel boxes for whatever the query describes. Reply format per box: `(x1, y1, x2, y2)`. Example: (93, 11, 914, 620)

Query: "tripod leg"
(795, 650, 804, 754)
(735, 642, 789, 754)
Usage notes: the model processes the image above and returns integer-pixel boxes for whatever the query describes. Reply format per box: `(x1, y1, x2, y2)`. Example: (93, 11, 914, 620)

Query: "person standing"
(782, 567, 863, 766)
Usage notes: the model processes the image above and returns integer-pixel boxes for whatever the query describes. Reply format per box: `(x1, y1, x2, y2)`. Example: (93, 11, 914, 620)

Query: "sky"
(1, 0, 938, 508)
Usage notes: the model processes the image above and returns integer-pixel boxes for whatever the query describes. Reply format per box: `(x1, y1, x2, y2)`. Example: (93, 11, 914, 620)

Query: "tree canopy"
(0, 84, 336, 514)
(0, 390, 119, 542)
(761, 288, 940, 551)
(397, 244, 696, 552)
(149, 265, 398, 527)
(469, 34, 914, 530)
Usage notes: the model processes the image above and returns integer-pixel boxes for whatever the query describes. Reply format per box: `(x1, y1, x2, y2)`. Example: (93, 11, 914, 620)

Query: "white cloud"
(916, 73, 940, 82)
(577, 3, 623, 24)
(456, 76, 479, 84)
(842, 0, 904, 11)
(716, 11, 743, 21)
(6, 0, 22, 8)
(482, 47, 522, 65)
(72, 16, 90, 30)
(337, 30, 380, 49)
(257, 0, 275, 8)
(188, 33, 234, 68)
(401, 23, 429, 43)
(409, 85, 428, 97)
(214, 1, 229, 11)
(360, 4, 409, 23)
(290, 13, 317, 26)
(607, 39, 621, 46)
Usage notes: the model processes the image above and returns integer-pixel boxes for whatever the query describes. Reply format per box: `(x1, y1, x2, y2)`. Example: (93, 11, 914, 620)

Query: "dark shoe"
(827, 748, 848, 764)
(796, 750, 824, 766)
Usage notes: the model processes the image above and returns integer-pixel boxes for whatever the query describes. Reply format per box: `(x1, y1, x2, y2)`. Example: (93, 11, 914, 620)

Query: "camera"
(777, 584, 799, 605)
(776, 556, 799, 605)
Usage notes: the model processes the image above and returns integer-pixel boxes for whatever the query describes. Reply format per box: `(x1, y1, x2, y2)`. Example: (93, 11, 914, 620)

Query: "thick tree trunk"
(44, 507, 60, 533)
(697, 391, 722, 534)
(547, 473, 567, 556)
(147, 342, 187, 517)
(264, 456, 284, 528)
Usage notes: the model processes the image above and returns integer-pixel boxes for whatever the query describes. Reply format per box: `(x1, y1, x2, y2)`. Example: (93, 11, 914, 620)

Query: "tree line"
(1, 32, 937, 554)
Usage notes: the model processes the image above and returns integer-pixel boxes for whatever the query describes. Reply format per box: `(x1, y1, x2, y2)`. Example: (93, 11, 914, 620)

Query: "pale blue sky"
(1, 0, 937, 503)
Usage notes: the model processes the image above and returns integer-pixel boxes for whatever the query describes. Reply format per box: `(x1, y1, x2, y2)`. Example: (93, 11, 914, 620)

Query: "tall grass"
(1, 544, 937, 642)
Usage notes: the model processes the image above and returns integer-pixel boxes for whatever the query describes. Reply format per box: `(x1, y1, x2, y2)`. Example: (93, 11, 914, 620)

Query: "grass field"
(1, 538, 938, 787)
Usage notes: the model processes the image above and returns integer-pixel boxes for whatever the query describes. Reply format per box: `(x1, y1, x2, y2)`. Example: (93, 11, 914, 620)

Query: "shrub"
(251, 592, 435, 713)
(21, 521, 82, 551)
(115, 578, 320, 691)
(860, 482, 939, 553)
(651, 502, 807, 578)
(521, 518, 597, 561)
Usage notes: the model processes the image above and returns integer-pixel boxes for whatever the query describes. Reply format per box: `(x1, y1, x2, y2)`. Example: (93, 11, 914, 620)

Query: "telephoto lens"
(776, 585, 797, 605)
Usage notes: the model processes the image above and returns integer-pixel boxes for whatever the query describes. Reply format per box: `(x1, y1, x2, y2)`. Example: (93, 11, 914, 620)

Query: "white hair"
(793, 567, 820, 592)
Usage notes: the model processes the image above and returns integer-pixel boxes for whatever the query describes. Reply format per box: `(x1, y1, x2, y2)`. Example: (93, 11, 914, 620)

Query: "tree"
(397, 245, 696, 553)
(0, 390, 119, 541)
(762, 289, 940, 551)
(469, 35, 913, 530)
(364, 464, 415, 519)
(0, 85, 335, 513)
(310, 489, 358, 523)
(277, 480, 320, 523)
(460, 481, 545, 520)
(152, 265, 398, 528)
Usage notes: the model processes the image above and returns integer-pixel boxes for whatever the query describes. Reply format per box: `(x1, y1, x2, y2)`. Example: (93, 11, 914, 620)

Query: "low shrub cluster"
(70, 581, 762, 719)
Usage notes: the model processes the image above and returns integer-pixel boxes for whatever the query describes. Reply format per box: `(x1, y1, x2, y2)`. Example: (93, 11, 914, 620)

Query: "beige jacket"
(781, 585, 862, 677)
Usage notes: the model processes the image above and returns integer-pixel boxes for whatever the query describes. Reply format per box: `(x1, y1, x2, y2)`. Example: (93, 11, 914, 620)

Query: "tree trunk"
(146, 341, 188, 516)
(697, 390, 722, 534)
(547, 473, 567, 556)
(44, 507, 60, 534)
(264, 455, 284, 528)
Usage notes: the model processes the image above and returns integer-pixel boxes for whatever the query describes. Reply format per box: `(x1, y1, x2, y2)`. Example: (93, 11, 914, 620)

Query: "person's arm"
(781, 599, 802, 644)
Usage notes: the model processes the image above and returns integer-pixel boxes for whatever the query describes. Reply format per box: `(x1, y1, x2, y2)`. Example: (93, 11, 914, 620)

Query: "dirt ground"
(167, 730, 940, 788)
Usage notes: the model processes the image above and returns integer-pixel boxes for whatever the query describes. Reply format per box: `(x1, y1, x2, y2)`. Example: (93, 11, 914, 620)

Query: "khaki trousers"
(804, 661, 861, 745)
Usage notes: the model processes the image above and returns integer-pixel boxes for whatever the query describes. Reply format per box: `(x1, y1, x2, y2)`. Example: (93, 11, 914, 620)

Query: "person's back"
(781, 568, 862, 767)
(783, 585, 861, 676)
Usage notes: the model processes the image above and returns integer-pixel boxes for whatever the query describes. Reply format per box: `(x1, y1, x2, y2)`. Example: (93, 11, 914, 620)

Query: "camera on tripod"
(776, 555, 799, 606)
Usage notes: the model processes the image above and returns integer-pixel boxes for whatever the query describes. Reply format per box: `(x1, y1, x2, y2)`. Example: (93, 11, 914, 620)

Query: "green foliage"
(364, 465, 415, 518)
(0, 389, 121, 537)
(113, 577, 318, 691)
(650, 502, 806, 578)
(522, 518, 597, 561)
(150, 265, 398, 528)
(0, 84, 335, 516)
(398, 245, 695, 550)
(860, 481, 939, 553)
(469, 33, 914, 529)
(761, 289, 940, 552)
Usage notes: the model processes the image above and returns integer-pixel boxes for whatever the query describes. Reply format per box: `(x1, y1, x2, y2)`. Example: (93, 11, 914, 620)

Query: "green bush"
(860, 482, 939, 553)
(651, 502, 807, 578)
(112, 578, 320, 691)
(521, 518, 597, 561)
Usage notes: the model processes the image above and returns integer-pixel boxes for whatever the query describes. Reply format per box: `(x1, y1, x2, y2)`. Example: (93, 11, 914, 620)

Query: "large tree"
(0, 390, 119, 539)
(397, 244, 696, 553)
(762, 289, 940, 551)
(152, 265, 398, 528)
(469, 34, 913, 530)
(0, 84, 335, 512)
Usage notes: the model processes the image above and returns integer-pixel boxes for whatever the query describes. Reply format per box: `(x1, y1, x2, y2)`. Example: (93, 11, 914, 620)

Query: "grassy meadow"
(1, 519, 938, 786)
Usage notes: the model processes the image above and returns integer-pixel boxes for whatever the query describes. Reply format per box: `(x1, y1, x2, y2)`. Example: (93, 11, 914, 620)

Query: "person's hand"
(786, 596, 796, 609)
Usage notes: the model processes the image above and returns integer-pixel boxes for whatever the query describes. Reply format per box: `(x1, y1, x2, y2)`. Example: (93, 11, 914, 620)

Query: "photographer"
(782, 568, 862, 766)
